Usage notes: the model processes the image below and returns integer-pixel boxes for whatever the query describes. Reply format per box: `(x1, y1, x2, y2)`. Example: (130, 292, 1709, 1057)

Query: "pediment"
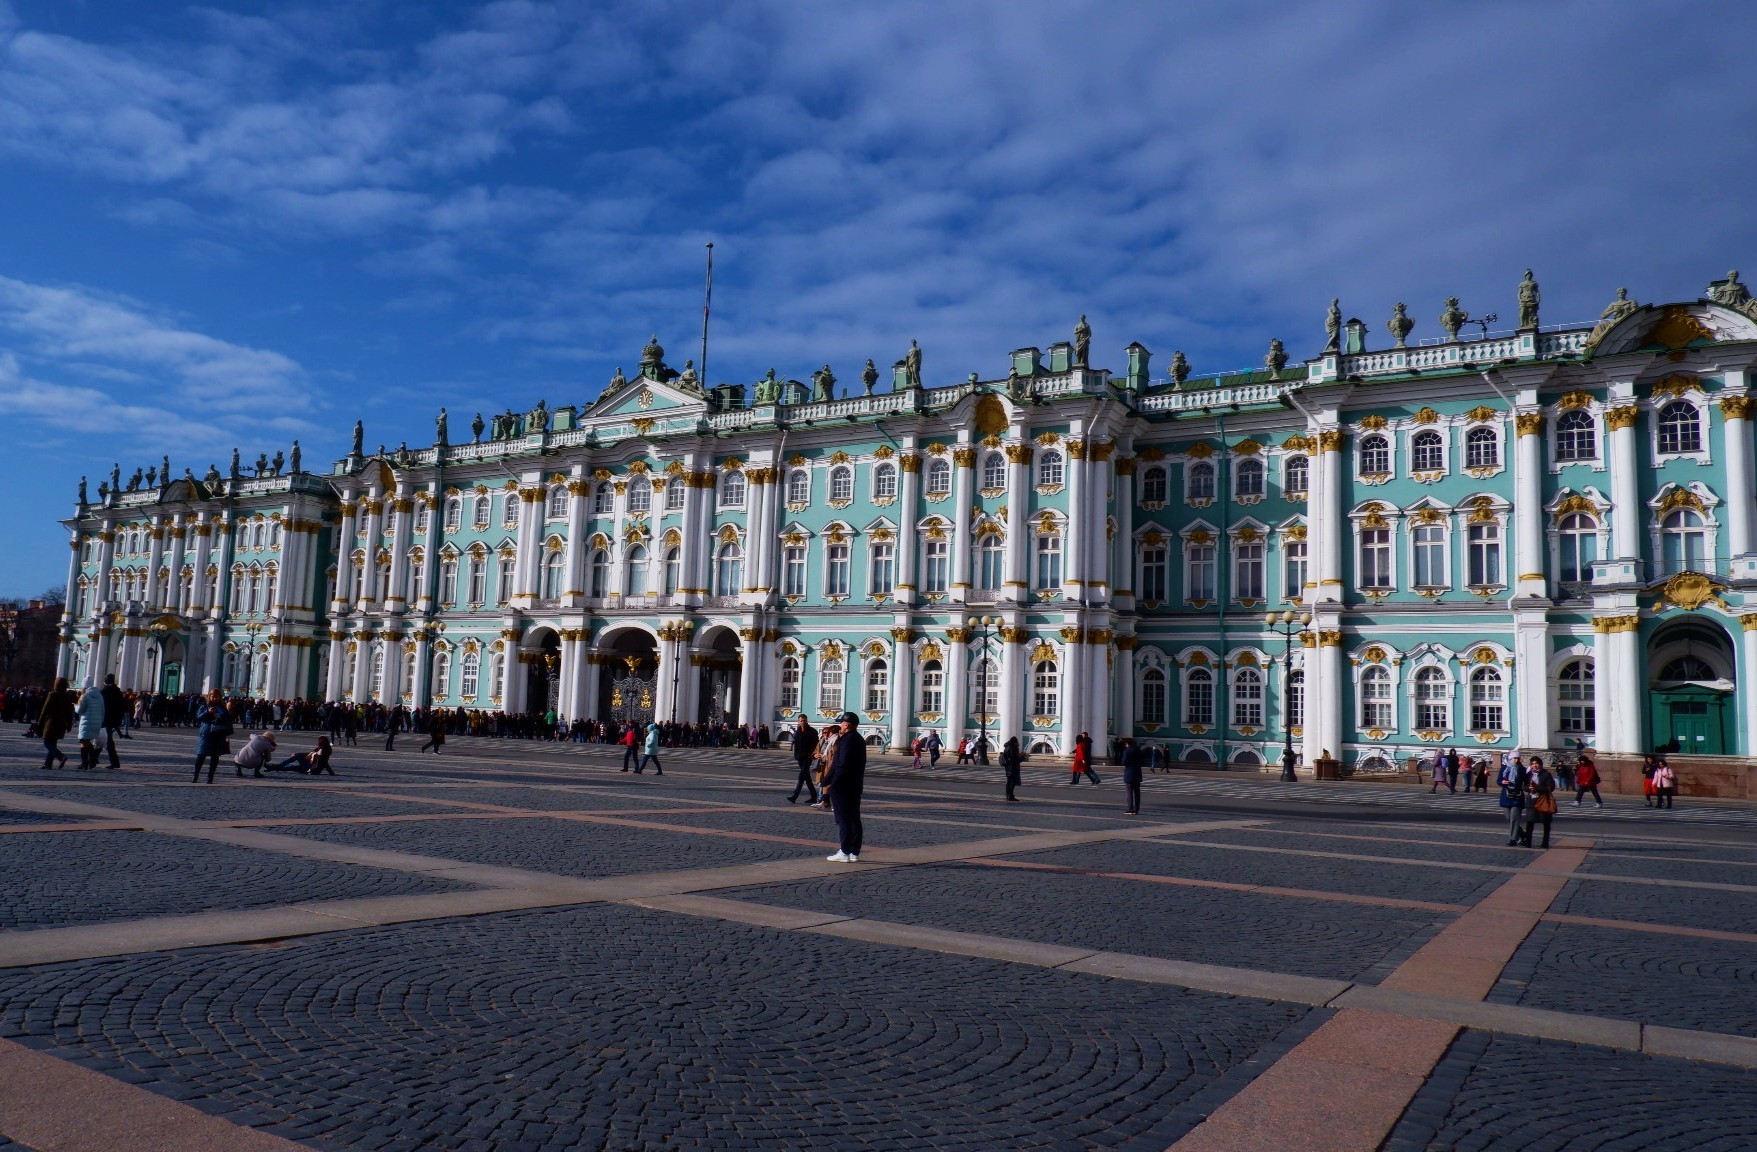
(587, 369, 706, 421)
(1589, 302, 1757, 357)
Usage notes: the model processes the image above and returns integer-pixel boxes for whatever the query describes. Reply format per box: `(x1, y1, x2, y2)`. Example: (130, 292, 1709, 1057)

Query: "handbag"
(1533, 792, 1557, 815)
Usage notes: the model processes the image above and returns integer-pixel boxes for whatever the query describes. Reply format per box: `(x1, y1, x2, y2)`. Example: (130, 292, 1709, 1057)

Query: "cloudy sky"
(3, 0, 1755, 596)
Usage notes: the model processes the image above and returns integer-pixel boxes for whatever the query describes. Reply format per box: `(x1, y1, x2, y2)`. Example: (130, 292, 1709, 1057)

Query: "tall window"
(869, 541, 895, 596)
(444, 498, 462, 530)
(431, 651, 451, 700)
(1465, 427, 1499, 469)
(1411, 430, 1444, 472)
(415, 504, 431, 534)
(548, 486, 569, 518)
(593, 483, 614, 515)
(1287, 671, 1304, 728)
(720, 471, 747, 508)
(1032, 660, 1059, 716)
(872, 463, 898, 501)
(1141, 465, 1168, 504)
(1283, 456, 1308, 498)
(1414, 667, 1450, 730)
(1034, 530, 1063, 591)
(473, 496, 490, 529)
(1558, 513, 1598, 583)
(1469, 666, 1505, 731)
(1657, 401, 1702, 455)
(973, 656, 999, 718)
(1412, 523, 1447, 588)
(1555, 410, 1596, 461)
(628, 477, 652, 513)
(460, 651, 480, 698)
(489, 651, 505, 699)
(1235, 459, 1264, 498)
(1141, 668, 1167, 725)
(977, 534, 1004, 592)
(1557, 659, 1595, 736)
(922, 537, 949, 594)
(865, 659, 890, 712)
(779, 657, 802, 710)
(1037, 450, 1064, 487)
(787, 470, 810, 505)
(1234, 540, 1264, 600)
(825, 542, 851, 596)
(1188, 461, 1215, 501)
(819, 657, 844, 712)
(666, 481, 685, 511)
(625, 545, 649, 596)
(1187, 540, 1216, 600)
(1660, 509, 1707, 574)
(1282, 537, 1307, 601)
(1359, 526, 1392, 589)
(783, 544, 807, 597)
(663, 547, 681, 595)
(589, 549, 609, 598)
(1358, 435, 1390, 476)
(246, 567, 263, 613)
(1140, 542, 1168, 601)
(467, 555, 487, 604)
(919, 661, 944, 714)
(982, 453, 1007, 490)
(713, 543, 743, 596)
(439, 555, 459, 604)
(407, 553, 424, 603)
(498, 556, 515, 604)
(503, 496, 520, 529)
(1232, 667, 1263, 727)
(1185, 667, 1213, 726)
(926, 458, 952, 496)
(1360, 666, 1394, 729)
(1467, 521, 1502, 587)
(829, 467, 854, 503)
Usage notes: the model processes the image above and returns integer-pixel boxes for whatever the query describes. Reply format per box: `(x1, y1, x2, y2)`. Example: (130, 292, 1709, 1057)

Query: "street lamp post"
(1264, 610, 1311, 782)
(241, 620, 264, 697)
(0, 603, 20, 688)
(969, 615, 1001, 765)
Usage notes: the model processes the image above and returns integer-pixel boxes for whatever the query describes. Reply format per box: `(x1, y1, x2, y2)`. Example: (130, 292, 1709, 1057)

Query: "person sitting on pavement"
(269, 735, 335, 776)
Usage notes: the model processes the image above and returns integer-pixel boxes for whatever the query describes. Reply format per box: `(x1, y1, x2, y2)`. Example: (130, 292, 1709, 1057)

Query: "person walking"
(955, 736, 972, 765)
(1428, 750, 1447, 794)
(36, 676, 75, 770)
(383, 706, 400, 751)
(1640, 754, 1658, 807)
(1445, 748, 1461, 793)
(1652, 756, 1677, 809)
(1573, 754, 1603, 807)
(1473, 756, 1490, 792)
(417, 712, 446, 754)
(1000, 736, 1023, 802)
(74, 683, 105, 770)
(787, 717, 820, 804)
(1498, 753, 1529, 845)
(619, 723, 640, 772)
(909, 737, 924, 770)
(1121, 737, 1145, 815)
(191, 691, 233, 783)
(1067, 731, 1101, 785)
(637, 722, 664, 775)
(1519, 757, 1557, 849)
(925, 730, 942, 768)
(822, 711, 866, 861)
(100, 674, 127, 770)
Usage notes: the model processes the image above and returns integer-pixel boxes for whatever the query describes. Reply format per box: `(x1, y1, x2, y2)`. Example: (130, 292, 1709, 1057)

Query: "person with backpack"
(925, 730, 942, 768)
(74, 684, 106, 770)
(101, 674, 128, 770)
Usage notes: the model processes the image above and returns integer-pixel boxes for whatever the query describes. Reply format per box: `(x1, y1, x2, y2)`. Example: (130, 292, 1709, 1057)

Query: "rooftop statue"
(435, 408, 448, 446)
(755, 369, 780, 405)
(351, 420, 363, 457)
(812, 364, 836, 403)
(529, 399, 547, 431)
(641, 334, 665, 367)
(161, 456, 170, 487)
(1517, 269, 1540, 329)
(230, 449, 241, 478)
(861, 359, 879, 396)
(289, 441, 301, 473)
(609, 366, 627, 391)
(109, 463, 120, 492)
(903, 340, 922, 388)
(144, 466, 156, 488)
(205, 464, 221, 484)
(1072, 314, 1091, 367)
(1387, 302, 1414, 348)
(1007, 365, 1027, 401)
(97, 481, 108, 499)
(256, 452, 269, 476)
(471, 412, 485, 442)
(77, 476, 87, 504)
(1710, 269, 1752, 308)
(1265, 339, 1288, 379)
(1439, 297, 1467, 341)
(679, 359, 698, 387)
(271, 451, 284, 475)
(1169, 350, 1190, 387)
(1324, 298, 1341, 352)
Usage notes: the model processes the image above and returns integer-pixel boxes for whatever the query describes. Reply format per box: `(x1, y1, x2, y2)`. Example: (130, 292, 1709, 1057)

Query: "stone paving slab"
(634, 805, 1045, 847)
(1178, 826, 1535, 867)
(357, 784, 720, 812)
(0, 830, 475, 932)
(1554, 874, 1757, 935)
(722, 861, 1446, 982)
(0, 805, 100, 826)
(0, 903, 1314, 1152)
(0, 784, 449, 822)
(1578, 851, 1757, 886)
(1585, 838, 1757, 866)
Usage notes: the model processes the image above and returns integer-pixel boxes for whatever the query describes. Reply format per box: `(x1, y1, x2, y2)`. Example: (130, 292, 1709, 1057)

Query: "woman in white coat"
(74, 685, 106, 770)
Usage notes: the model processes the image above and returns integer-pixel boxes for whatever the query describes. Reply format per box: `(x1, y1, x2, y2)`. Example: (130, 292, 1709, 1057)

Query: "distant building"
(53, 283, 1757, 770)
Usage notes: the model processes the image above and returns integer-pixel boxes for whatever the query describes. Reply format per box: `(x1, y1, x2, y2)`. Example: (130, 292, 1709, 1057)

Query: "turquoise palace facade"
(54, 276, 1757, 773)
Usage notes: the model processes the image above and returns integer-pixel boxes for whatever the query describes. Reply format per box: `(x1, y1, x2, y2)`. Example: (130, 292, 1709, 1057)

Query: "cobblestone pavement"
(3, 723, 1757, 1150)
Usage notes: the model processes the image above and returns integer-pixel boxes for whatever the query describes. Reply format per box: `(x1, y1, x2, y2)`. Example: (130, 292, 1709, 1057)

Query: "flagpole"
(699, 241, 714, 390)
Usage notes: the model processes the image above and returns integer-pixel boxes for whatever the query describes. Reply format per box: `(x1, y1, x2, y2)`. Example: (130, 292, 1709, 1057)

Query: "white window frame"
(1552, 409, 1599, 465)
(1653, 398, 1710, 462)
(1409, 428, 1447, 475)
(1282, 455, 1308, 499)
(1359, 664, 1395, 730)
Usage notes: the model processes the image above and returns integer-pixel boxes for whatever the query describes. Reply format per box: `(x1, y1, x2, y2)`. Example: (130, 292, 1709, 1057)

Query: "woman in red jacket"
(1572, 754, 1602, 807)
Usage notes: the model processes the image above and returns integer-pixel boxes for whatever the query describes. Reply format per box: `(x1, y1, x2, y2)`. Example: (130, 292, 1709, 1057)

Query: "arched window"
(548, 486, 569, 518)
(1232, 667, 1263, 727)
(444, 497, 462, 531)
(779, 656, 802, 710)
(369, 645, 386, 701)
(919, 660, 944, 714)
(1287, 670, 1304, 728)
(473, 495, 491, 529)
(714, 542, 744, 597)
(1360, 665, 1393, 729)
(1557, 659, 1594, 737)
(431, 650, 451, 700)
(263, 567, 277, 613)
(921, 535, 949, 594)
(720, 471, 747, 508)
(503, 494, 520, 528)
(593, 483, 614, 515)
(1558, 513, 1598, 583)
(1467, 520, 1502, 587)
(540, 550, 563, 598)
(350, 552, 366, 601)
(406, 551, 424, 603)
(1034, 527, 1063, 591)
(865, 658, 890, 712)
(628, 477, 652, 513)
(818, 657, 845, 712)
(1414, 667, 1450, 730)
(415, 502, 431, 534)
(625, 545, 649, 596)
(1186, 538, 1216, 601)
(1188, 461, 1215, 501)
(1141, 465, 1168, 504)
(488, 650, 505, 699)
(1469, 666, 1505, 731)
(1465, 427, 1499, 469)
(926, 457, 952, 496)
(869, 540, 895, 596)
(1661, 509, 1707, 574)
(1031, 660, 1059, 715)
(496, 555, 513, 604)
(829, 466, 854, 503)
(1141, 667, 1167, 725)
(1037, 450, 1064, 487)
(825, 541, 851, 596)
(982, 453, 1007, 490)
(1184, 667, 1213, 726)
(1555, 410, 1597, 462)
(787, 469, 811, 505)
(666, 480, 685, 511)
(1139, 541, 1168, 602)
(1235, 458, 1265, 498)
(1282, 456, 1308, 498)
(872, 462, 898, 501)
(1411, 430, 1444, 472)
(438, 553, 459, 604)
(1657, 401, 1702, 455)
(977, 532, 1004, 592)
(972, 656, 999, 718)
(1359, 434, 1390, 476)
(588, 549, 609, 598)
(246, 567, 263, 614)
(663, 547, 681, 595)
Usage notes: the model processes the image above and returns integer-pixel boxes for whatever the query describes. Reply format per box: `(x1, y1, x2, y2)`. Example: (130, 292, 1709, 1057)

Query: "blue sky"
(3, 0, 1756, 596)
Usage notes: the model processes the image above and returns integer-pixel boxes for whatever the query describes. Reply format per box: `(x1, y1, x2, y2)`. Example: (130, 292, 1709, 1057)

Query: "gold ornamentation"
(900, 453, 921, 473)
(1650, 373, 1700, 399)
(1003, 445, 1031, 465)
(1090, 441, 1115, 462)
(1232, 439, 1263, 456)
(1065, 439, 1087, 460)
(1412, 507, 1444, 524)
(1184, 442, 1215, 459)
(829, 450, 851, 465)
(1556, 390, 1595, 410)
(1740, 614, 1757, 632)
(953, 446, 978, 468)
(1282, 524, 1308, 540)
(1363, 646, 1385, 663)
(945, 627, 972, 643)
(1235, 527, 1262, 543)
(1604, 405, 1639, 431)
(1358, 414, 1388, 431)
(999, 626, 1029, 644)
(1657, 571, 1724, 611)
(1644, 306, 1714, 350)
(631, 418, 655, 435)
(1657, 487, 1705, 514)
(1720, 395, 1753, 420)
(1282, 434, 1311, 451)
(1032, 640, 1060, 662)
(1139, 447, 1166, 462)
(1413, 407, 1440, 425)
(1553, 494, 1597, 517)
(1114, 456, 1136, 476)
(1592, 615, 1640, 634)
(889, 627, 915, 643)
(1317, 630, 1343, 647)
(1515, 412, 1545, 437)
(1318, 430, 1345, 453)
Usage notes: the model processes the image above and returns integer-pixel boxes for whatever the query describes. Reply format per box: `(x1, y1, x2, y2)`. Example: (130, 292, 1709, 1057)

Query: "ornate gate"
(609, 657, 656, 728)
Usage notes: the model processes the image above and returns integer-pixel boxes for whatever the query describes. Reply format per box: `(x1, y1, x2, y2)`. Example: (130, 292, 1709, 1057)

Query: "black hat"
(838, 711, 859, 726)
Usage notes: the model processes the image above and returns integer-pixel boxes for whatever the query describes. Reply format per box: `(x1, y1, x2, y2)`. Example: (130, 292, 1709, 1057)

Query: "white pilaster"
(945, 627, 969, 753)
(951, 443, 974, 602)
(1513, 405, 1547, 598)
(1608, 396, 1641, 565)
(1722, 379, 1755, 578)
(1512, 606, 1550, 749)
(896, 447, 920, 606)
(1004, 443, 1031, 601)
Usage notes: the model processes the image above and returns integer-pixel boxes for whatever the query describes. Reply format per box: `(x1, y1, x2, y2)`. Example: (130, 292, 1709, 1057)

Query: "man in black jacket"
(100, 674, 128, 770)
(787, 717, 820, 804)
(821, 711, 866, 861)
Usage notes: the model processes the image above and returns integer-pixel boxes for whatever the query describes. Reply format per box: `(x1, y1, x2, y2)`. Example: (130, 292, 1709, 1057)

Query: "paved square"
(3, 726, 1757, 1150)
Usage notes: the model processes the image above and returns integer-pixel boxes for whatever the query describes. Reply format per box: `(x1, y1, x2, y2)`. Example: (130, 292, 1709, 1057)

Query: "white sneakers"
(825, 852, 859, 862)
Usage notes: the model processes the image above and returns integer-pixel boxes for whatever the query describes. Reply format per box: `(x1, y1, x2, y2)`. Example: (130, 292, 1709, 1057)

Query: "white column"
(332, 498, 359, 613)
(1059, 622, 1084, 756)
(888, 629, 913, 752)
(325, 633, 347, 700)
(999, 628, 1025, 754)
(351, 630, 373, 703)
(1315, 428, 1344, 602)
(1086, 636, 1111, 761)
(951, 445, 974, 602)
(499, 637, 523, 712)
(678, 460, 709, 607)
(1610, 624, 1642, 755)
(897, 450, 921, 606)
(1087, 443, 1113, 604)
(1004, 444, 1031, 600)
(512, 477, 544, 604)
(411, 632, 433, 709)
(737, 627, 762, 726)
(165, 519, 187, 612)
(1063, 441, 1086, 601)
(1740, 616, 1757, 760)
(1114, 637, 1137, 738)
(385, 491, 413, 615)
(358, 494, 385, 609)
(1112, 455, 1135, 610)
(1608, 402, 1641, 563)
(1311, 624, 1345, 763)
(945, 627, 969, 752)
(200, 619, 223, 693)
(1512, 607, 1550, 750)
(380, 631, 405, 704)
(654, 632, 683, 724)
(582, 652, 604, 723)
(1592, 623, 1615, 757)
(562, 469, 590, 607)
(145, 518, 167, 610)
(94, 524, 117, 614)
(742, 470, 769, 604)
(1513, 409, 1546, 598)
(1722, 385, 1755, 576)
(190, 516, 213, 613)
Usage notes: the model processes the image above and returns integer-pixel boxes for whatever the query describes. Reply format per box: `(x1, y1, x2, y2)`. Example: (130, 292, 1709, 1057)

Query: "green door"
(1653, 690, 1728, 755)
(1671, 702, 1711, 753)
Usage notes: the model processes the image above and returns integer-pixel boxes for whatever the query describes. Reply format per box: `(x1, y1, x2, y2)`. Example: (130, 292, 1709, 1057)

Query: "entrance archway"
(1647, 618, 1736, 755)
(525, 628, 561, 719)
(696, 626, 742, 726)
(598, 628, 658, 728)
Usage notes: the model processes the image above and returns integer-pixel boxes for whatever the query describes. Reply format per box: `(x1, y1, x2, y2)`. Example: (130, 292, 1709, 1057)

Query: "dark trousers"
(1506, 802, 1525, 841)
(1005, 771, 1020, 801)
(385, 730, 397, 750)
(192, 750, 221, 783)
(105, 728, 123, 769)
(1124, 782, 1141, 813)
(1575, 784, 1602, 804)
(638, 753, 662, 774)
(790, 762, 819, 802)
(621, 745, 639, 771)
(1656, 787, 1675, 809)
(419, 736, 443, 753)
(831, 790, 862, 855)
(1521, 811, 1552, 848)
(1069, 766, 1100, 784)
(41, 738, 64, 769)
